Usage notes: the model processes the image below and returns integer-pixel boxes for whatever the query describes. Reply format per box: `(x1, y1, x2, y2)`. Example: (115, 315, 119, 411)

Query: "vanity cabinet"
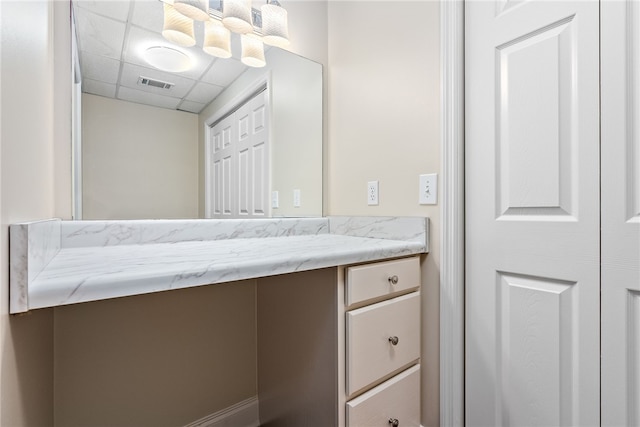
(257, 255, 421, 427)
(345, 257, 421, 427)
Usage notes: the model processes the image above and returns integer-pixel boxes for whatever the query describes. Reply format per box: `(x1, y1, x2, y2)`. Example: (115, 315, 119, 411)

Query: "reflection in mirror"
(71, 0, 322, 220)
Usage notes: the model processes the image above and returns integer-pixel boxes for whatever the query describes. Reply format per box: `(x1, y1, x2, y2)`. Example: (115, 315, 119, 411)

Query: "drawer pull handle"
(388, 275, 399, 285)
(389, 336, 399, 345)
(389, 418, 399, 427)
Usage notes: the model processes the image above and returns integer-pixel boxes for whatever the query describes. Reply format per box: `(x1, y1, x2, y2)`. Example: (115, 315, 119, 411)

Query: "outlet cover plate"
(293, 189, 301, 207)
(367, 181, 379, 206)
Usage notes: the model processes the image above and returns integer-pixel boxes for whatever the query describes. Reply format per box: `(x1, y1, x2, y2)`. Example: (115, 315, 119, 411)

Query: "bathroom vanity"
(10, 216, 428, 426)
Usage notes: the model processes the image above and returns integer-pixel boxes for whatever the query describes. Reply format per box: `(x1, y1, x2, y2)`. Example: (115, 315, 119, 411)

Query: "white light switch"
(272, 191, 279, 209)
(419, 174, 437, 205)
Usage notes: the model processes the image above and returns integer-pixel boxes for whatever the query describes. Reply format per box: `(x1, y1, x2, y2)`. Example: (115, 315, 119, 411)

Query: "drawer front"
(347, 364, 421, 427)
(346, 257, 420, 308)
(346, 292, 420, 396)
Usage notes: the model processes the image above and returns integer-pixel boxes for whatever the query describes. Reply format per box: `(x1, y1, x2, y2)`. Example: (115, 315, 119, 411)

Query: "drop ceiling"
(73, 0, 258, 114)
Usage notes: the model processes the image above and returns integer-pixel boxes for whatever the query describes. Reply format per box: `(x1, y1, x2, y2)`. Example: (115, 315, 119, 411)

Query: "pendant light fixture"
(162, 3, 196, 47)
(241, 34, 266, 68)
(261, 0, 289, 48)
(203, 20, 232, 59)
(222, 0, 253, 34)
(172, 0, 210, 21)
(159, 0, 291, 69)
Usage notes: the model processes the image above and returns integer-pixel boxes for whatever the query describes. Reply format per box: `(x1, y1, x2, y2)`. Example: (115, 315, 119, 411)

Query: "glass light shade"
(241, 34, 266, 68)
(143, 46, 193, 72)
(173, 0, 209, 21)
(162, 3, 196, 47)
(261, 3, 289, 47)
(222, 0, 253, 34)
(203, 20, 232, 58)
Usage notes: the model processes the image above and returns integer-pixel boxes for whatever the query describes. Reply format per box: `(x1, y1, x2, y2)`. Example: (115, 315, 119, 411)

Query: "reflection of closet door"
(601, 2, 640, 425)
(235, 90, 269, 218)
(465, 1, 600, 426)
(211, 114, 236, 218)
(209, 89, 269, 219)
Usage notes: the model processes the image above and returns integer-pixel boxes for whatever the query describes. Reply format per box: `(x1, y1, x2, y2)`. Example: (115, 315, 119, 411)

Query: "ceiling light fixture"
(261, 0, 289, 48)
(160, 0, 290, 68)
(172, 0, 210, 21)
(204, 20, 232, 59)
(143, 46, 193, 72)
(222, 0, 253, 34)
(162, 3, 196, 47)
(240, 34, 266, 68)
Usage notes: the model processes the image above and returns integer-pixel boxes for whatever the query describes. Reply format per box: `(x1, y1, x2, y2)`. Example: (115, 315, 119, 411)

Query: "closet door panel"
(465, 1, 600, 426)
(601, 2, 640, 425)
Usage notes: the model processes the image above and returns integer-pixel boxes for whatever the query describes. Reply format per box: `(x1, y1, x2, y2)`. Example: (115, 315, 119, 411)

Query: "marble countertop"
(10, 216, 428, 313)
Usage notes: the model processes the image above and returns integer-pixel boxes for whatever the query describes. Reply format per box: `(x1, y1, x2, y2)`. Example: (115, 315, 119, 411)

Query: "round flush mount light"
(143, 46, 193, 73)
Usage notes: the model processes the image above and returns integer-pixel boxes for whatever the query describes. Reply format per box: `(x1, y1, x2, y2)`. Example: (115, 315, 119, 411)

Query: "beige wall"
(54, 281, 257, 427)
(326, 1, 440, 425)
(82, 94, 199, 220)
(0, 1, 72, 425)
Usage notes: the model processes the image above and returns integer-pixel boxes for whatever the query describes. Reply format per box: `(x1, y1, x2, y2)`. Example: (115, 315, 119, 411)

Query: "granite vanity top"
(10, 216, 428, 313)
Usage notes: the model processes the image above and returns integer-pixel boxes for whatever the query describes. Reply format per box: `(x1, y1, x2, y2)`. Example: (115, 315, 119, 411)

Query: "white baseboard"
(183, 396, 260, 427)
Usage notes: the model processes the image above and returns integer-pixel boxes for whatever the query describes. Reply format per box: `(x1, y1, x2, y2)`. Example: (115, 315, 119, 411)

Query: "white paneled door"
(465, 1, 600, 426)
(601, 1, 640, 425)
(210, 89, 269, 219)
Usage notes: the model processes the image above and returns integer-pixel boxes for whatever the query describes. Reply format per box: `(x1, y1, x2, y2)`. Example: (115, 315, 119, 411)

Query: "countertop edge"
(10, 217, 429, 313)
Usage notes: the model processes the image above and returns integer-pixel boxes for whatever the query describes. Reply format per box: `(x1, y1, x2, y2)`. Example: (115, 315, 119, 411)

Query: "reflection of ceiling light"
(241, 34, 266, 68)
(222, 0, 253, 34)
(173, 0, 209, 21)
(143, 46, 193, 72)
(204, 20, 232, 59)
(162, 3, 196, 47)
(261, 0, 289, 48)
(160, 0, 291, 68)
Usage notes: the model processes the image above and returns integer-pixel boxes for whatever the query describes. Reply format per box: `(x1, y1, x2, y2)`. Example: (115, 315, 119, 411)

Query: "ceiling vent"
(137, 76, 174, 90)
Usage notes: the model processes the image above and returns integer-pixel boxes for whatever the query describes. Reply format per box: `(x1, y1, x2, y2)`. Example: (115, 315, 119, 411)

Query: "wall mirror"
(71, 0, 323, 220)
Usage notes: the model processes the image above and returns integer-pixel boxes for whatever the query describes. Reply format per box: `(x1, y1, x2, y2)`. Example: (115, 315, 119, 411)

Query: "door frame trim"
(439, 1, 465, 425)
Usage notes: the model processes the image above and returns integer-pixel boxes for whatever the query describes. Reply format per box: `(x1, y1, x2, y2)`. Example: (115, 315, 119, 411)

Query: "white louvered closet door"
(465, 1, 600, 426)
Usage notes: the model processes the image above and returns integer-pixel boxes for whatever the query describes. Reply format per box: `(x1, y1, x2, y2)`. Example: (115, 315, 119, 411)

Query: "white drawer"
(346, 257, 420, 308)
(347, 364, 421, 427)
(346, 292, 420, 396)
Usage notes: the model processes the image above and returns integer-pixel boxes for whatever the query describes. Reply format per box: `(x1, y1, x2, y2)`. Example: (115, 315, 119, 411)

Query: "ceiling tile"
(83, 79, 117, 98)
(117, 86, 182, 110)
(74, 7, 127, 60)
(178, 100, 206, 114)
(73, 0, 131, 22)
(201, 57, 247, 87)
(129, 0, 164, 33)
(185, 81, 223, 104)
(80, 51, 121, 83)
(123, 26, 215, 81)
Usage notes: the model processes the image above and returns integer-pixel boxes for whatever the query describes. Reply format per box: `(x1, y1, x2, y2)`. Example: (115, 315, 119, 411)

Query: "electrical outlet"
(419, 173, 437, 205)
(293, 189, 301, 207)
(367, 181, 379, 206)
(272, 191, 279, 209)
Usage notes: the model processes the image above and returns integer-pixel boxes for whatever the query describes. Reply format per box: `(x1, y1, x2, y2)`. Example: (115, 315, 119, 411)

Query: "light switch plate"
(272, 191, 279, 209)
(419, 174, 437, 205)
